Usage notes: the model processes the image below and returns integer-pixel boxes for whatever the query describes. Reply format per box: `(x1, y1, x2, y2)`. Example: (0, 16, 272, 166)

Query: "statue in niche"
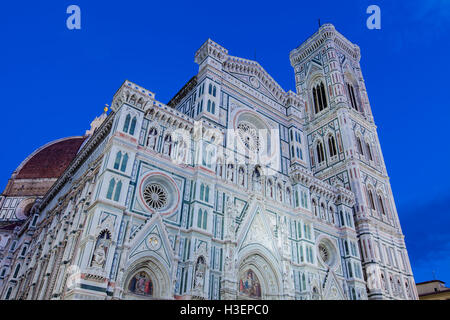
(239, 167, 245, 186)
(366, 265, 380, 290)
(227, 164, 234, 182)
(163, 134, 172, 156)
(380, 273, 387, 291)
(91, 230, 110, 269)
(225, 197, 237, 237)
(224, 247, 235, 272)
(193, 256, 206, 291)
(147, 127, 158, 150)
(252, 169, 262, 193)
(176, 141, 187, 164)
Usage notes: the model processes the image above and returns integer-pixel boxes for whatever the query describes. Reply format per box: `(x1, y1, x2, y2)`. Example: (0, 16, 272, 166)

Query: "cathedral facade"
(0, 24, 417, 300)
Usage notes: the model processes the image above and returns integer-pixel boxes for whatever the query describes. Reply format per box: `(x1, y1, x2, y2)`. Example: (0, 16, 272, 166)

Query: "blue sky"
(1, 1, 449, 285)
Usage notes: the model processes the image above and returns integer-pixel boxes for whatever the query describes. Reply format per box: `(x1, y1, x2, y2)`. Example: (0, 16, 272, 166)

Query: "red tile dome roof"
(15, 136, 87, 179)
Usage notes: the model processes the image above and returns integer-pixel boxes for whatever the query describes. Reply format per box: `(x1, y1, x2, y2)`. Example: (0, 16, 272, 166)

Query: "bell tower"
(289, 24, 417, 300)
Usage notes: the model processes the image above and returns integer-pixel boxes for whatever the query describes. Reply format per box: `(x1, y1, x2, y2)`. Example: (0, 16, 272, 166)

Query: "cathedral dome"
(2, 136, 87, 197)
(15, 136, 86, 179)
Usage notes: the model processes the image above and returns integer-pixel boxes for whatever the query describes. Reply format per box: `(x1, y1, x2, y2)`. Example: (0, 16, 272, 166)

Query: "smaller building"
(416, 280, 450, 300)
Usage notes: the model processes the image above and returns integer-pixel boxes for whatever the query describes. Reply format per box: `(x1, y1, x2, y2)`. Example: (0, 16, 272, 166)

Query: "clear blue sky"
(1, 1, 449, 285)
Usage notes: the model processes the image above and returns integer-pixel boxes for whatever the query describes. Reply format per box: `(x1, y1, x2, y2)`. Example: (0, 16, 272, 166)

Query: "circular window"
(319, 244, 330, 264)
(317, 239, 337, 268)
(143, 183, 168, 210)
(139, 172, 180, 216)
(237, 121, 260, 152)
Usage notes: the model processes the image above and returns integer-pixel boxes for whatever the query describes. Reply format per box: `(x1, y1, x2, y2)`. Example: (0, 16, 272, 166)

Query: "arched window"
(366, 142, 373, 161)
(208, 84, 212, 94)
(312, 87, 319, 114)
(205, 185, 210, 203)
(197, 209, 203, 228)
(13, 264, 20, 278)
(302, 273, 306, 291)
(114, 181, 122, 202)
(316, 141, 325, 164)
(120, 153, 128, 172)
(328, 135, 337, 157)
(106, 179, 115, 200)
(5, 287, 12, 300)
(129, 117, 137, 135)
(114, 152, 122, 170)
(378, 195, 386, 215)
(348, 262, 353, 278)
(356, 137, 364, 155)
(203, 211, 208, 229)
(207, 100, 211, 112)
(200, 184, 205, 201)
(312, 82, 328, 114)
(213, 86, 217, 97)
(123, 114, 131, 133)
(347, 83, 359, 111)
(211, 102, 215, 114)
(20, 246, 27, 256)
(367, 190, 376, 210)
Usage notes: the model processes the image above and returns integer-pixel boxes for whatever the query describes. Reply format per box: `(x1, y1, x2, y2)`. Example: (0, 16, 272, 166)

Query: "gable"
(128, 214, 174, 269)
(237, 203, 278, 258)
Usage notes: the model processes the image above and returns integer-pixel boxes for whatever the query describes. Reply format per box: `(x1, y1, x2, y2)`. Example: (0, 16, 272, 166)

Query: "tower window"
(123, 114, 131, 133)
(378, 195, 386, 216)
(366, 142, 373, 161)
(368, 190, 376, 210)
(312, 82, 328, 114)
(328, 135, 337, 157)
(106, 179, 122, 202)
(356, 137, 364, 155)
(316, 141, 325, 164)
(129, 117, 137, 135)
(347, 83, 359, 111)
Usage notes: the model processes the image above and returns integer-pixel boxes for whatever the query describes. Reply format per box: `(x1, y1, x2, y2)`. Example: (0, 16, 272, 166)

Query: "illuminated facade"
(0, 24, 417, 300)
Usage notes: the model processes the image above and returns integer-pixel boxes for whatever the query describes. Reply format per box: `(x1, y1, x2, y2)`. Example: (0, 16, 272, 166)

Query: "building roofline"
(416, 280, 446, 285)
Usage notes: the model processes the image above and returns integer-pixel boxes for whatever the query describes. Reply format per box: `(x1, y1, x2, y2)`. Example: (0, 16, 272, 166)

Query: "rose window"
(237, 121, 260, 152)
(318, 240, 338, 268)
(143, 183, 168, 210)
(319, 244, 330, 264)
